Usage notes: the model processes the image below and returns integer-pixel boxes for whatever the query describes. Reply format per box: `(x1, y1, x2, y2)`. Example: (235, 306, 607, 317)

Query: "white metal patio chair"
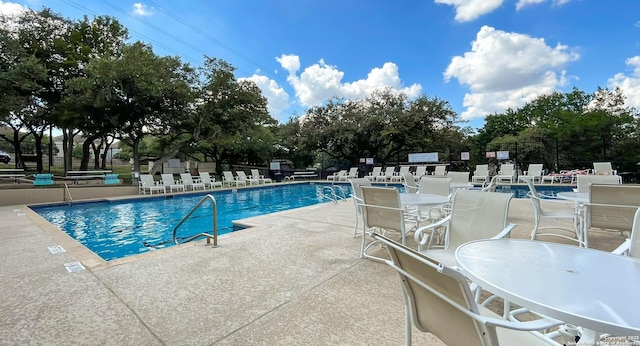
(612, 207, 640, 257)
(401, 172, 419, 193)
(417, 176, 452, 225)
(585, 184, 640, 248)
(521, 177, 583, 247)
(575, 174, 621, 193)
(432, 165, 447, 177)
(348, 178, 372, 238)
(373, 233, 562, 346)
(414, 189, 515, 267)
(360, 186, 416, 261)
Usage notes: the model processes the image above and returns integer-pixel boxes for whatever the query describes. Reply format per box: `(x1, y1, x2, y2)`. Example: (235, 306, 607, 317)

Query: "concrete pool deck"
(0, 192, 629, 345)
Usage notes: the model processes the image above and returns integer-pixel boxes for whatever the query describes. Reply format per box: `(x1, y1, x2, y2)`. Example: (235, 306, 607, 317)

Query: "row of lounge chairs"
(473, 161, 618, 185)
(139, 169, 273, 194)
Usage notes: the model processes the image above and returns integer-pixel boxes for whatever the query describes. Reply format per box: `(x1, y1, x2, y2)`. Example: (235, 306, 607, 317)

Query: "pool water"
(493, 184, 573, 198)
(31, 183, 354, 261)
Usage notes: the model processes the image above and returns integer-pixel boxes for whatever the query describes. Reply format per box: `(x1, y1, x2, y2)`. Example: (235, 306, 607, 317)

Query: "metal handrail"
(63, 183, 73, 206)
(321, 185, 347, 203)
(172, 194, 218, 247)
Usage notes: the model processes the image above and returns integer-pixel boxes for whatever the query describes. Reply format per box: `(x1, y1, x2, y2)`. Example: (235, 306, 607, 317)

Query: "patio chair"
(518, 164, 544, 183)
(360, 186, 415, 261)
(348, 178, 372, 238)
(222, 171, 246, 187)
(585, 184, 640, 247)
(402, 172, 418, 193)
(180, 173, 205, 191)
(161, 173, 185, 193)
(414, 189, 515, 267)
(593, 162, 617, 175)
(417, 176, 452, 224)
(521, 177, 583, 246)
(139, 174, 165, 194)
(340, 167, 359, 181)
(471, 164, 490, 184)
(612, 208, 640, 258)
(236, 171, 260, 185)
(575, 174, 621, 193)
(446, 171, 470, 184)
(327, 169, 347, 181)
(250, 169, 272, 184)
(198, 172, 222, 189)
(373, 233, 561, 346)
(377, 166, 397, 182)
(391, 166, 411, 182)
(413, 165, 427, 179)
(366, 166, 383, 181)
(496, 163, 516, 183)
(432, 165, 447, 177)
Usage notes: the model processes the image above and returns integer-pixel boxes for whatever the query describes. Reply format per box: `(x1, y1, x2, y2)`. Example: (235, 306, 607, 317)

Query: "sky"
(2, 0, 640, 129)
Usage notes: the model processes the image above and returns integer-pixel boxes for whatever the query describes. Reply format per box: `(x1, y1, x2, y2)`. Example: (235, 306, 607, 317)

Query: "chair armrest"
(612, 239, 630, 256)
(414, 215, 451, 251)
(490, 223, 517, 240)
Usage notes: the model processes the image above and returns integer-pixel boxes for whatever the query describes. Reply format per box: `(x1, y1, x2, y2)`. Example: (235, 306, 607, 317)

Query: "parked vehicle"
(0, 151, 10, 164)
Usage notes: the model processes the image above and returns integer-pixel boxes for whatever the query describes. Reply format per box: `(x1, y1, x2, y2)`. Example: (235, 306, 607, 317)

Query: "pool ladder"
(321, 184, 348, 203)
(172, 194, 219, 247)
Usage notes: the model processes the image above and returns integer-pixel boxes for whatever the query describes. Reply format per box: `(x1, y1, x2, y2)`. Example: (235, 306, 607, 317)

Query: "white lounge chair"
(366, 166, 383, 181)
(236, 171, 260, 185)
(593, 162, 617, 175)
(139, 174, 165, 194)
(471, 164, 490, 184)
(390, 166, 410, 182)
(373, 233, 562, 346)
(251, 169, 272, 184)
(377, 166, 396, 182)
(327, 170, 347, 181)
(198, 172, 222, 189)
(413, 165, 427, 179)
(414, 189, 515, 267)
(340, 167, 358, 181)
(432, 165, 447, 177)
(222, 171, 246, 187)
(161, 173, 185, 193)
(180, 173, 205, 191)
(496, 163, 516, 183)
(518, 164, 544, 183)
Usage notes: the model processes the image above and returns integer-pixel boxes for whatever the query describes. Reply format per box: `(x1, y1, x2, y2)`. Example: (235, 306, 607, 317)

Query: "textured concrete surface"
(0, 192, 628, 345)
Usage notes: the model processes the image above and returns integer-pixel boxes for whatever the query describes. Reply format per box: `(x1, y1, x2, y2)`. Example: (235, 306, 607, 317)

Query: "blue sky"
(3, 0, 640, 129)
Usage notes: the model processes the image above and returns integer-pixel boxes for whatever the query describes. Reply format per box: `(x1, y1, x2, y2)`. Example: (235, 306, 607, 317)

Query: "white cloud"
(276, 54, 421, 108)
(444, 26, 579, 120)
(0, 1, 28, 16)
(132, 3, 152, 16)
(516, 0, 571, 10)
(607, 56, 640, 110)
(434, 0, 504, 22)
(240, 74, 291, 121)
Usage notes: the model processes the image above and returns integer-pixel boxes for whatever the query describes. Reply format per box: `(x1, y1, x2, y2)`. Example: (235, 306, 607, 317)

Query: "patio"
(0, 195, 627, 345)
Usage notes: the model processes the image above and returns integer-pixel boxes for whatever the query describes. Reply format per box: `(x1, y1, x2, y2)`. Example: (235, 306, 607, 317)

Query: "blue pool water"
(30, 182, 572, 261)
(493, 184, 573, 198)
(31, 183, 354, 261)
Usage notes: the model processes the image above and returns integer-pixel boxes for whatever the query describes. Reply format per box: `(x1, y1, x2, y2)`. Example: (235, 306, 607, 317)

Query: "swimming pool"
(31, 183, 355, 261)
(493, 184, 573, 198)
